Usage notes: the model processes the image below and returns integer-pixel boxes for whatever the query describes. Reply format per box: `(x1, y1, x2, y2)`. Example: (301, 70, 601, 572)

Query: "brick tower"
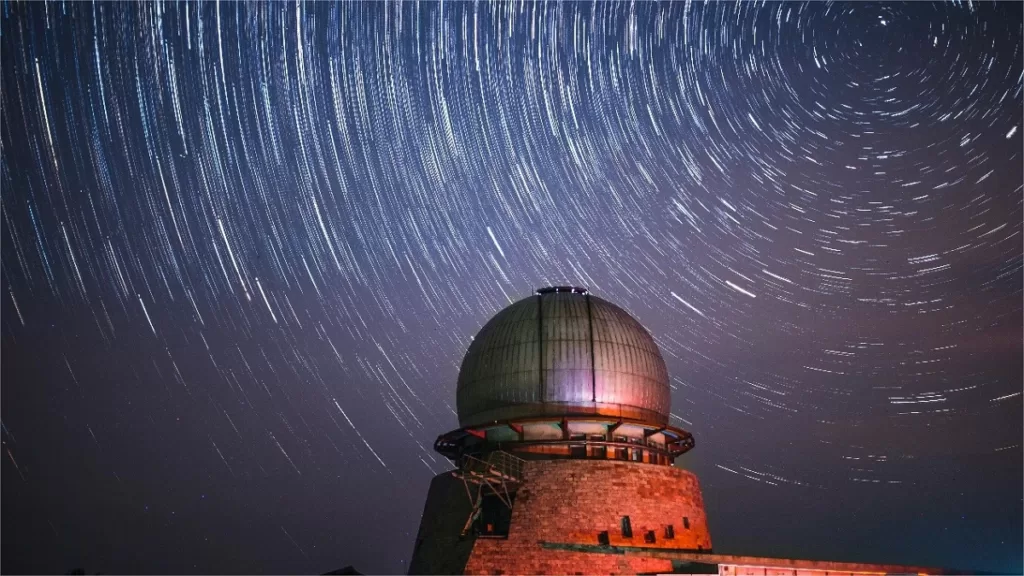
(409, 287, 711, 575)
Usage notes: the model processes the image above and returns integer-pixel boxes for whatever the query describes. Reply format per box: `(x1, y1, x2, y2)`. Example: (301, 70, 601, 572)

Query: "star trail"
(1, 1, 1021, 574)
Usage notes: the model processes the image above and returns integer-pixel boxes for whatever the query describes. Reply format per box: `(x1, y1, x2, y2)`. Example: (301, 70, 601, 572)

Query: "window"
(597, 531, 610, 546)
(621, 516, 633, 538)
(664, 525, 675, 539)
(475, 493, 514, 537)
(644, 530, 656, 544)
(589, 435, 606, 459)
(631, 448, 643, 462)
(613, 435, 629, 459)
(569, 434, 587, 458)
(683, 516, 690, 530)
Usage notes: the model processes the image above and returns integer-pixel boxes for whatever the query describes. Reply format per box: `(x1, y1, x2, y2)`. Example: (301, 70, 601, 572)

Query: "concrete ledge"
(539, 542, 953, 575)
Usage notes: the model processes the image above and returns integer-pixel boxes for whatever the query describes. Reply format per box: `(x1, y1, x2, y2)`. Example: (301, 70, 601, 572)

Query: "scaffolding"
(451, 451, 525, 537)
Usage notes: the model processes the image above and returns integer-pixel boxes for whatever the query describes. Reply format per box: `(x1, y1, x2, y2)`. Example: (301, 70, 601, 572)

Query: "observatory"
(441, 285, 695, 463)
(406, 287, 957, 575)
(409, 287, 712, 574)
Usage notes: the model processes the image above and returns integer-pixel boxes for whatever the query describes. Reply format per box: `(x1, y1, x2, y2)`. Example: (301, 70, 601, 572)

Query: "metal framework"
(434, 414, 695, 462)
(451, 451, 526, 537)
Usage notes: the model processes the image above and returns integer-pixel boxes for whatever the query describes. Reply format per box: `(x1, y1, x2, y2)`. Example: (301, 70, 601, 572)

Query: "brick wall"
(409, 460, 711, 574)
(465, 459, 711, 575)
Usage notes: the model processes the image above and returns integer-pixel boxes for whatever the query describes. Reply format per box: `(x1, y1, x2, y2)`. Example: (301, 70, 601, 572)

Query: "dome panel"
(456, 288, 671, 428)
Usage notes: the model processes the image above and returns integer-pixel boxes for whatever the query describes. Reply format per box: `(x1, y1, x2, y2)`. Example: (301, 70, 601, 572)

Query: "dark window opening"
(597, 531, 610, 546)
(683, 516, 690, 530)
(616, 447, 628, 460)
(644, 530, 656, 544)
(591, 444, 607, 459)
(631, 448, 643, 462)
(475, 492, 514, 537)
(664, 525, 675, 539)
(569, 445, 586, 458)
(621, 516, 633, 538)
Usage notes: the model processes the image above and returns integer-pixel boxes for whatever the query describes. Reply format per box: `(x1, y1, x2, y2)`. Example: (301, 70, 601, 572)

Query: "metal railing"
(457, 450, 526, 484)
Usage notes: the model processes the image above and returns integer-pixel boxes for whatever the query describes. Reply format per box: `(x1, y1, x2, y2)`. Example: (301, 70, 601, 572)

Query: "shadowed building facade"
(408, 287, 710, 574)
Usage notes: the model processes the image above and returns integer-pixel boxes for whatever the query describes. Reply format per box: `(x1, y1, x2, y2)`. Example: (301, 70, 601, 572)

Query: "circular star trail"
(2, 2, 1021, 574)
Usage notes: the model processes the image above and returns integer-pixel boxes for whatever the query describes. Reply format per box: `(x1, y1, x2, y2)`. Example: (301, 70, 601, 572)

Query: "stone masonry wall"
(463, 459, 712, 575)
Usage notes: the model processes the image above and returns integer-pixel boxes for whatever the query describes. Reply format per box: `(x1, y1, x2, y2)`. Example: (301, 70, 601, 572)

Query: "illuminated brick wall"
(409, 459, 711, 575)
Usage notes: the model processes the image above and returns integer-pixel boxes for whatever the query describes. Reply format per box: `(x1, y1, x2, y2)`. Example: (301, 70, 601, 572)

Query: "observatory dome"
(456, 287, 670, 428)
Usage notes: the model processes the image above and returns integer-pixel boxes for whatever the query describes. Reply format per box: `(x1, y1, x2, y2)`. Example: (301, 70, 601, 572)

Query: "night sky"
(2, 1, 1022, 574)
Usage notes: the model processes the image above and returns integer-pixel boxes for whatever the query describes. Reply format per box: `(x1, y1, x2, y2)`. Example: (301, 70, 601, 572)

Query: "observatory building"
(407, 287, 950, 575)
(408, 286, 707, 574)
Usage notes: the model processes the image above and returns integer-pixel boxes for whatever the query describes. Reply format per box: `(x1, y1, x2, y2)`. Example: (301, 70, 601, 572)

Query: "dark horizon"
(2, 1, 1021, 575)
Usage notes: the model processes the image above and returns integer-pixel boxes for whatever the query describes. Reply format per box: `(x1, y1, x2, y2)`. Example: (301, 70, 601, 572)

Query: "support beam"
(638, 426, 663, 438)
(459, 488, 483, 536)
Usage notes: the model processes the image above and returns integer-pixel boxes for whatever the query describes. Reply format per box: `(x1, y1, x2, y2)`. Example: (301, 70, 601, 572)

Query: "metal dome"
(456, 287, 671, 428)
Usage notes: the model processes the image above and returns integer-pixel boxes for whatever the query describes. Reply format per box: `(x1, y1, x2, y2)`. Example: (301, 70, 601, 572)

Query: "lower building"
(410, 458, 710, 574)
(408, 288, 953, 575)
(407, 453, 948, 575)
